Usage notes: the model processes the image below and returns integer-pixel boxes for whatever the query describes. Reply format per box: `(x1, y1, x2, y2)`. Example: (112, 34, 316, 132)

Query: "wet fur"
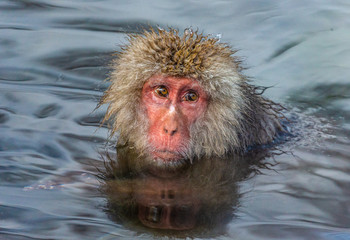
(100, 28, 284, 158)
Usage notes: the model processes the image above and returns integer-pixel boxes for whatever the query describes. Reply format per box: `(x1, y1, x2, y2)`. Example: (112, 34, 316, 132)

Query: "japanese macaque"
(100, 28, 283, 167)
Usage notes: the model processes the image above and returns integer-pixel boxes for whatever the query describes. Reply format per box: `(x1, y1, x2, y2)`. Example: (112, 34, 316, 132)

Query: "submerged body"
(100, 28, 283, 167)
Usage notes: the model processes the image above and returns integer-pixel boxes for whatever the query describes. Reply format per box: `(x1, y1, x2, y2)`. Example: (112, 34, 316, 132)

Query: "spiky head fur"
(100, 28, 283, 159)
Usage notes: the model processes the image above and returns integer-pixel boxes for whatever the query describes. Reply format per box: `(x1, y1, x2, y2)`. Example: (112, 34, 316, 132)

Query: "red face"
(141, 75, 208, 162)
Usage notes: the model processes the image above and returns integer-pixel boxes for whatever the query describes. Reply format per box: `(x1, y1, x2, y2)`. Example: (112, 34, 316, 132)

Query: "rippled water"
(1, 1, 350, 239)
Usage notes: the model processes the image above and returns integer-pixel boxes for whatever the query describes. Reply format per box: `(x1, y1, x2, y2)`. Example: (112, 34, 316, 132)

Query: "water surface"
(1, 0, 350, 239)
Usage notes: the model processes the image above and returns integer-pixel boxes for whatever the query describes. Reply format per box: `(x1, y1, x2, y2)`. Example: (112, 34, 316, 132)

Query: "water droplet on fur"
(184, 27, 193, 35)
(215, 33, 222, 41)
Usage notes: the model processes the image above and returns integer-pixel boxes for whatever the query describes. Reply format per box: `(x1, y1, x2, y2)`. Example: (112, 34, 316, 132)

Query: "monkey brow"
(146, 80, 168, 87)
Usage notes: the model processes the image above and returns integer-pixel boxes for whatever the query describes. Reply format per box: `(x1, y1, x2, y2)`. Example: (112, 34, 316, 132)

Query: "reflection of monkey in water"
(102, 153, 244, 234)
(100, 28, 284, 168)
(99, 147, 273, 237)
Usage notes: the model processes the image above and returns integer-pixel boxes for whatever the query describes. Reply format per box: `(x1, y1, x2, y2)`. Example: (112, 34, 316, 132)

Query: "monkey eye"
(155, 86, 169, 98)
(183, 91, 198, 102)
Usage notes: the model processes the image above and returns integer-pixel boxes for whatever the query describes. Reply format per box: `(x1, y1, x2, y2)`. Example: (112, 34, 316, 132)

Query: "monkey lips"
(151, 150, 182, 160)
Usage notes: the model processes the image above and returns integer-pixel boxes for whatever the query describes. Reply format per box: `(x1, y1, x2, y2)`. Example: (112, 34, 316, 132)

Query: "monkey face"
(141, 75, 208, 162)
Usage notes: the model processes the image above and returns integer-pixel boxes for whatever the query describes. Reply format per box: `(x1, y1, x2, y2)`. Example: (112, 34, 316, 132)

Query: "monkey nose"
(163, 126, 178, 136)
(163, 107, 179, 136)
(163, 119, 178, 136)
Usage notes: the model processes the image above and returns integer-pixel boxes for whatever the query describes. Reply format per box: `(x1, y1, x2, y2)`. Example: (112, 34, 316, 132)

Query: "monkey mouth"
(148, 149, 189, 170)
(151, 150, 183, 161)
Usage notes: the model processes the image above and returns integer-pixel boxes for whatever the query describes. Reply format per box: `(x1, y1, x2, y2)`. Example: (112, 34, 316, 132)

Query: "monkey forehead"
(144, 75, 207, 94)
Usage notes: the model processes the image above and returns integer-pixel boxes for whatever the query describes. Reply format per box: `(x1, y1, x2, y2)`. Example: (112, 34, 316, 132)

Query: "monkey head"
(100, 28, 283, 167)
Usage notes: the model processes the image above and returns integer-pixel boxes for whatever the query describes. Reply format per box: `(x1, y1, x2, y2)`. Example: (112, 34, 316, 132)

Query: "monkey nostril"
(163, 127, 177, 136)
